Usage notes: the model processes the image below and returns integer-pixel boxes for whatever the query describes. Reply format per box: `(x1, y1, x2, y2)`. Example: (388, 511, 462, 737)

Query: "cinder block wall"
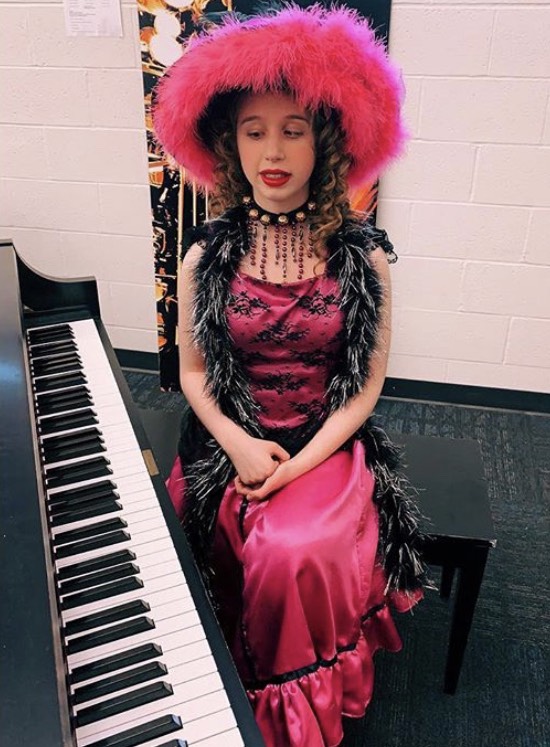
(1, 1, 549, 393)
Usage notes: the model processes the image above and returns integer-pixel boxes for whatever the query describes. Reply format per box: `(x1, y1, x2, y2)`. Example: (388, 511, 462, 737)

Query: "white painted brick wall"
(381, 1, 550, 394)
(1, 0, 549, 394)
(0, 0, 155, 353)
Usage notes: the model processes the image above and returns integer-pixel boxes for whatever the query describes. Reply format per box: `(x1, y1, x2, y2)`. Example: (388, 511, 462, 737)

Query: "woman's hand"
(234, 459, 300, 501)
(225, 434, 290, 487)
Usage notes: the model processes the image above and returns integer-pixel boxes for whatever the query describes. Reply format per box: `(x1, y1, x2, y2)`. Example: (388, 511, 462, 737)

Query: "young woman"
(154, 7, 427, 746)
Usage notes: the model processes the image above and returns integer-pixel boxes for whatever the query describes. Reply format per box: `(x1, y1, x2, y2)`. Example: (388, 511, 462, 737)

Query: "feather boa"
(178, 207, 428, 598)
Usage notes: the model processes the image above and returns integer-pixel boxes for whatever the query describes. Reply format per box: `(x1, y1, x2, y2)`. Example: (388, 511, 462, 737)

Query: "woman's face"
(236, 91, 315, 213)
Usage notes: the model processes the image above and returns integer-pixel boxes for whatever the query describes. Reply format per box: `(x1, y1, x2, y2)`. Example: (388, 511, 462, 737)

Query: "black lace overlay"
(253, 320, 308, 345)
(254, 372, 308, 395)
(293, 288, 340, 317)
(228, 289, 270, 318)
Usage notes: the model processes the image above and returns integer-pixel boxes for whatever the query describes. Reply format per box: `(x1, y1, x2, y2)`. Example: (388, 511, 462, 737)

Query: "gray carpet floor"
(124, 371, 549, 747)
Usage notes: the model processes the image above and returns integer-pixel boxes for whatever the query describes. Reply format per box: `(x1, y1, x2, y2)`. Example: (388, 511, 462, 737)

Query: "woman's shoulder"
(180, 206, 243, 264)
(340, 215, 398, 264)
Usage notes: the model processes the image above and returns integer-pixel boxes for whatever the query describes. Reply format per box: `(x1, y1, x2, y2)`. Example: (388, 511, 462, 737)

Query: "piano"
(0, 241, 265, 747)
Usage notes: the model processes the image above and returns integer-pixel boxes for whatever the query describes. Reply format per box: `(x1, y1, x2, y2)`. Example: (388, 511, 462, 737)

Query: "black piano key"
(37, 388, 92, 416)
(38, 408, 97, 435)
(38, 396, 93, 418)
(44, 438, 105, 463)
(32, 354, 82, 376)
(34, 372, 86, 393)
(61, 575, 143, 610)
(43, 432, 104, 457)
(55, 530, 130, 559)
(30, 339, 77, 355)
(44, 426, 101, 448)
(59, 562, 139, 595)
(73, 661, 168, 705)
(43, 430, 103, 453)
(30, 348, 80, 364)
(41, 428, 103, 458)
(28, 323, 73, 341)
(49, 491, 118, 515)
(75, 681, 173, 728)
(65, 599, 149, 636)
(57, 548, 135, 581)
(54, 517, 127, 547)
(50, 500, 122, 526)
(46, 456, 112, 488)
(70, 643, 163, 685)
(86, 714, 183, 747)
(67, 616, 155, 656)
(36, 383, 89, 404)
(154, 741, 188, 747)
(38, 385, 90, 403)
(43, 430, 102, 456)
(48, 480, 116, 508)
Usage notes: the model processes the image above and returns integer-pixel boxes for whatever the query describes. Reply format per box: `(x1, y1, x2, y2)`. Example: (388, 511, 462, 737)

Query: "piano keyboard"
(27, 319, 246, 747)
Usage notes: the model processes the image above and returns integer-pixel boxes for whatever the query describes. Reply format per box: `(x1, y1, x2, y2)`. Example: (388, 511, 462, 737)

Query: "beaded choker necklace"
(242, 195, 316, 226)
(243, 196, 316, 281)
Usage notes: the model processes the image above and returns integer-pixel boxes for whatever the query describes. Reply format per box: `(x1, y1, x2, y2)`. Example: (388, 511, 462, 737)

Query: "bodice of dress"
(227, 271, 345, 430)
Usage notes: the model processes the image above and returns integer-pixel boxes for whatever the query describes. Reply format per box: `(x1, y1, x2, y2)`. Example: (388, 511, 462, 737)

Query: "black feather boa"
(178, 207, 428, 598)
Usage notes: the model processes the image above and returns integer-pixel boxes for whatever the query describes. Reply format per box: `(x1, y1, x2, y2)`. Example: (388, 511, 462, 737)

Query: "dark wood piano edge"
(0, 243, 74, 747)
(94, 320, 266, 747)
(10, 240, 101, 321)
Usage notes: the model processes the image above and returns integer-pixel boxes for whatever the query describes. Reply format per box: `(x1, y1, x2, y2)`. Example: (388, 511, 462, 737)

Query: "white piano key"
(51, 502, 166, 538)
(68, 614, 205, 670)
(58, 545, 181, 586)
(119, 709, 239, 747)
(66, 602, 201, 669)
(195, 726, 244, 747)
(54, 526, 171, 568)
(73, 659, 222, 715)
(75, 679, 230, 742)
(60, 561, 186, 613)
(62, 570, 189, 623)
(69, 625, 208, 680)
(54, 532, 176, 570)
(69, 639, 214, 695)
(62, 574, 191, 625)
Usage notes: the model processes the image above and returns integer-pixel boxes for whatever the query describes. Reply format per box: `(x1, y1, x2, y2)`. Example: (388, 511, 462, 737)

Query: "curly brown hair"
(199, 90, 360, 255)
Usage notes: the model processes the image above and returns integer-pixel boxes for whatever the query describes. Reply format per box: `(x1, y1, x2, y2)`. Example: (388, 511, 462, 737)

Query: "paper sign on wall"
(64, 0, 123, 37)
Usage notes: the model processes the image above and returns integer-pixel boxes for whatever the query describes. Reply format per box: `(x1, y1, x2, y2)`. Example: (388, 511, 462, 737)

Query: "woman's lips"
(260, 170, 291, 187)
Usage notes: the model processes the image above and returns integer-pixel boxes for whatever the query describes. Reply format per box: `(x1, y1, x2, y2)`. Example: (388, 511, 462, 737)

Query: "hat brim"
(153, 5, 409, 189)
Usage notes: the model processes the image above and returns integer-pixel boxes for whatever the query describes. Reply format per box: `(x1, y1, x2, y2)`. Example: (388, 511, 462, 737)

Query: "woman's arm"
(241, 246, 391, 500)
(178, 243, 289, 484)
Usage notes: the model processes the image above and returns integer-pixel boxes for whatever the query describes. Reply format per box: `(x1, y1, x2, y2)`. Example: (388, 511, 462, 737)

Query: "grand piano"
(0, 240, 265, 747)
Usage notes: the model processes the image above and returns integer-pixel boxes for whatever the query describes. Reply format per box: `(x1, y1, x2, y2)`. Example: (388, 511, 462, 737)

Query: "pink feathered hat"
(153, 4, 409, 189)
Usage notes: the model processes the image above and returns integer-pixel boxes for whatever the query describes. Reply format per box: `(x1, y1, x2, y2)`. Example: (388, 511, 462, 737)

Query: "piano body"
(0, 241, 265, 747)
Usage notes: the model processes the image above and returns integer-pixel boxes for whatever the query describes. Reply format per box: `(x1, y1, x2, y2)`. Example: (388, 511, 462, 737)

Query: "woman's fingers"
(270, 442, 290, 462)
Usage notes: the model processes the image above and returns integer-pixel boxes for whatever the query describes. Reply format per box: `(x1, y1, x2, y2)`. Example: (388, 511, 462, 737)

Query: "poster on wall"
(138, 0, 393, 391)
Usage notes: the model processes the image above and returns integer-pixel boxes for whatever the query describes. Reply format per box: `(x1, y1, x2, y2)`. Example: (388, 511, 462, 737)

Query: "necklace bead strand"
(243, 196, 316, 283)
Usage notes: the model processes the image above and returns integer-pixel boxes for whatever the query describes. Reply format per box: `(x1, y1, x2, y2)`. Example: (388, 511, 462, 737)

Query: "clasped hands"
(226, 434, 298, 501)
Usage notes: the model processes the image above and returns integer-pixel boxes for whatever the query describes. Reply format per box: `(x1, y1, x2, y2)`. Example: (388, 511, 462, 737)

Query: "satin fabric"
(167, 272, 421, 746)
(167, 441, 421, 747)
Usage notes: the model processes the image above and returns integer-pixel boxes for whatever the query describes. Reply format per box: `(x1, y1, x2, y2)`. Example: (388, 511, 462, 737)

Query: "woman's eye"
(285, 130, 303, 138)
(246, 131, 262, 139)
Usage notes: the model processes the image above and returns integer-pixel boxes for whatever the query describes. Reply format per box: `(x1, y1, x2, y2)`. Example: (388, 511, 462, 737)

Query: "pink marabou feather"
(153, 5, 409, 189)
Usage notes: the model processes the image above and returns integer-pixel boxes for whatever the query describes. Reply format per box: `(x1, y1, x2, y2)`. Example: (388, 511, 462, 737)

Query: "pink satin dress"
(167, 270, 421, 747)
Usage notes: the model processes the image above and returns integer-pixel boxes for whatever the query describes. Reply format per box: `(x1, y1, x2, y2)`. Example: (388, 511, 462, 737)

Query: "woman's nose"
(264, 136, 284, 161)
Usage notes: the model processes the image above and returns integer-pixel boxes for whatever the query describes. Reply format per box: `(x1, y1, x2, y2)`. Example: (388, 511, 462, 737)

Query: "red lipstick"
(260, 169, 291, 187)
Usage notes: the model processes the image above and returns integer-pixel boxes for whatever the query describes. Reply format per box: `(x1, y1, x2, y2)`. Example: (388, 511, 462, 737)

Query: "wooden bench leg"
(444, 546, 489, 695)
(440, 565, 455, 599)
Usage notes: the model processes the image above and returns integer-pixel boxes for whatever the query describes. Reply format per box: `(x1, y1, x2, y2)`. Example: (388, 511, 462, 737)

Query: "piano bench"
(392, 432, 497, 695)
(138, 410, 496, 697)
